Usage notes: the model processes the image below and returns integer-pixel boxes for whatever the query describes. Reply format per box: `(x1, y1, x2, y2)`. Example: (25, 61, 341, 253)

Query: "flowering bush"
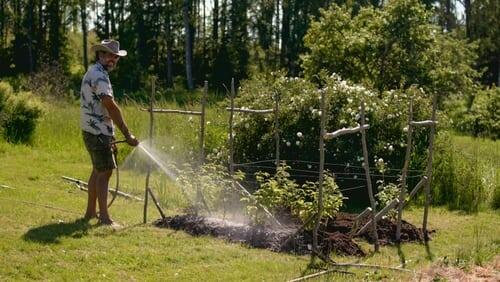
(231, 73, 433, 204)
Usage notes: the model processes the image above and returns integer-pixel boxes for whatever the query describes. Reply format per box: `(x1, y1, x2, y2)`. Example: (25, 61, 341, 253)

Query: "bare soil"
(154, 212, 428, 256)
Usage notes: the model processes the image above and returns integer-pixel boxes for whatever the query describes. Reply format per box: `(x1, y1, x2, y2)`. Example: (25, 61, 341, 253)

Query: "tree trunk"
(0, 0, 5, 48)
(27, 0, 34, 72)
(464, 0, 471, 39)
(165, 0, 173, 88)
(213, 0, 218, 43)
(183, 0, 194, 90)
(104, 0, 110, 37)
(275, 0, 280, 67)
(80, 0, 88, 70)
(280, 0, 289, 68)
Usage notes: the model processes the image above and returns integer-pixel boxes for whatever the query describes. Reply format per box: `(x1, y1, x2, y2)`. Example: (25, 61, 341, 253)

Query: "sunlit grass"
(0, 102, 498, 280)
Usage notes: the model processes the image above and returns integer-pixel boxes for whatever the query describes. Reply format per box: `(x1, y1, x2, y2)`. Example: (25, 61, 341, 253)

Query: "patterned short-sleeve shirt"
(80, 62, 115, 136)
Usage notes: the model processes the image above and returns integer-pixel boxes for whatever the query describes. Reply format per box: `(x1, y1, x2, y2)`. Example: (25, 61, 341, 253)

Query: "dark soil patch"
(154, 212, 429, 256)
(325, 212, 429, 245)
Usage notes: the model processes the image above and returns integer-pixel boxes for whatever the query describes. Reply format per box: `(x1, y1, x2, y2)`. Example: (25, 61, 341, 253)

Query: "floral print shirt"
(80, 62, 114, 136)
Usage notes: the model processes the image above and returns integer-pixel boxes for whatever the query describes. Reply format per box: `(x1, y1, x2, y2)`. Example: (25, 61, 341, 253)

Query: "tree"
(302, 0, 479, 100)
(183, 0, 194, 90)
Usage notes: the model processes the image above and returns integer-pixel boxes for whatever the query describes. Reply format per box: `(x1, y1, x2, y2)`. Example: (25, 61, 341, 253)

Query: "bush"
(245, 163, 344, 228)
(432, 133, 488, 213)
(0, 81, 44, 144)
(231, 73, 432, 205)
(449, 87, 500, 140)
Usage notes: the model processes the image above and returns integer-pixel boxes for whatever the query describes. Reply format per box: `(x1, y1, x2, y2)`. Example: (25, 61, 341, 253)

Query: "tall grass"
(432, 133, 499, 212)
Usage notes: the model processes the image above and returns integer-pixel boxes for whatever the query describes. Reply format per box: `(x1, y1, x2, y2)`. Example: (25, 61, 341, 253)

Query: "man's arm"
(101, 96, 139, 146)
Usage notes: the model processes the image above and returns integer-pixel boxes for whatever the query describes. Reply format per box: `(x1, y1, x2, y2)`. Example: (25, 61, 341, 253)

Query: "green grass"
(0, 102, 499, 280)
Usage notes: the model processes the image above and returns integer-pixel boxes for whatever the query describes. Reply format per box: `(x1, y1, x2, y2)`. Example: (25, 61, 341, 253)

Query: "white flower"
(296, 132, 303, 138)
(296, 141, 300, 146)
(378, 158, 384, 164)
(257, 144, 261, 149)
(206, 121, 211, 125)
(307, 164, 312, 169)
(286, 141, 291, 147)
(353, 175, 358, 179)
(170, 146, 175, 150)
(388, 145, 394, 151)
(245, 123, 250, 129)
(403, 126, 408, 132)
(188, 116, 193, 122)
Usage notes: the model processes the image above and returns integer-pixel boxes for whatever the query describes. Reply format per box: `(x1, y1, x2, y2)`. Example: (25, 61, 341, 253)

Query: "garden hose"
(107, 140, 126, 208)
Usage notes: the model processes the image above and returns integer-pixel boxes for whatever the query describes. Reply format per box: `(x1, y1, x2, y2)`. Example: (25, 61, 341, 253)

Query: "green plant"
(432, 133, 487, 213)
(247, 163, 344, 228)
(375, 181, 400, 220)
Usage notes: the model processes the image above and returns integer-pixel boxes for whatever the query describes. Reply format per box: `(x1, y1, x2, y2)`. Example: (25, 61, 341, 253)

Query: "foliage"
(302, 0, 479, 98)
(447, 87, 500, 140)
(375, 181, 400, 220)
(0, 82, 44, 144)
(246, 163, 344, 228)
(233, 72, 432, 205)
(432, 133, 488, 213)
(173, 162, 239, 213)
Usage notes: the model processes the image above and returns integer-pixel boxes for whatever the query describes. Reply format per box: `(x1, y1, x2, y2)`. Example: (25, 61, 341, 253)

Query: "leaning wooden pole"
(396, 98, 413, 241)
(274, 90, 280, 169)
(360, 102, 379, 252)
(144, 77, 156, 223)
(312, 89, 327, 258)
(422, 94, 438, 240)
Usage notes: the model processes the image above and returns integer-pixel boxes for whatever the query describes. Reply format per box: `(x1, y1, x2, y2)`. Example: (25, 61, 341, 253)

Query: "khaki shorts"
(82, 131, 116, 172)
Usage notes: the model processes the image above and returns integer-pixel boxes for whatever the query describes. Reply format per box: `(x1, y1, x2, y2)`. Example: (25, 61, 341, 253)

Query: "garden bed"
(154, 212, 429, 256)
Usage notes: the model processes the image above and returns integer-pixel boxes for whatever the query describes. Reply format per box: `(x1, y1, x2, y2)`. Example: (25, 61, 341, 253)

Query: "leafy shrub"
(23, 62, 72, 100)
(232, 73, 432, 205)
(432, 133, 487, 213)
(375, 181, 400, 220)
(0, 81, 44, 144)
(246, 163, 344, 228)
(448, 87, 500, 140)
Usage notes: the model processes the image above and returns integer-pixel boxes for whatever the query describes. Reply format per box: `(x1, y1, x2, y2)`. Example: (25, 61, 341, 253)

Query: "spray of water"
(137, 142, 178, 180)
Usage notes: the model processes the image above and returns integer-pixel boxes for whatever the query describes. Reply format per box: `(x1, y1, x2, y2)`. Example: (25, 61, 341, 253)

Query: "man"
(80, 39, 139, 226)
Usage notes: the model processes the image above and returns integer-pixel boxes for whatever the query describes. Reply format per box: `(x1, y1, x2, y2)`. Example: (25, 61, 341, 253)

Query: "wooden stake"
(274, 90, 280, 169)
(144, 76, 156, 223)
(200, 81, 207, 165)
(423, 94, 437, 240)
(360, 101, 379, 252)
(227, 78, 236, 219)
(147, 187, 166, 219)
(313, 89, 327, 258)
(396, 98, 413, 241)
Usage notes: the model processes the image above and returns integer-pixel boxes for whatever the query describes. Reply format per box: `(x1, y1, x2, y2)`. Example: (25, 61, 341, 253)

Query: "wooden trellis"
(140, 79, 210, 222)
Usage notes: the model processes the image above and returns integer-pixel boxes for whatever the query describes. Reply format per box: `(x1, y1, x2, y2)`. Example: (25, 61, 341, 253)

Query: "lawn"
(0, 102, 498, 281)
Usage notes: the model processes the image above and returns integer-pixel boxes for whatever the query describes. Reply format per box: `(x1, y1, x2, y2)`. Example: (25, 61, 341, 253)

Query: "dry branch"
(225, 107, 274, 114)
(324, 125, 370, 140)
(141, 108, 202, 115)
(410, 120, 437, 126)
(61, 176, 143, 201)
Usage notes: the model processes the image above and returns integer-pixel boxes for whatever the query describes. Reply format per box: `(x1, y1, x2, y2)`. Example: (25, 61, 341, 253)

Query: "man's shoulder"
(86, 63, 108, 79)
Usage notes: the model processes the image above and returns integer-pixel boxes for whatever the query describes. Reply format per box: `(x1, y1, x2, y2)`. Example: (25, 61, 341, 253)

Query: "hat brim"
(91, 45, 127, 57)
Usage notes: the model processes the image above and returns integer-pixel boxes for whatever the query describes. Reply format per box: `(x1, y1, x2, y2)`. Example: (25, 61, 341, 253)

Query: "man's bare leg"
(84, 169, 98, 220)
(96, 169, 113, 224)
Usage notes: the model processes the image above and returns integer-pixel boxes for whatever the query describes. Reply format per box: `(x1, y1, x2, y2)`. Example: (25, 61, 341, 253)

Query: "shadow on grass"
(23, 218, 93, 244)
(397, 243, 406, 267)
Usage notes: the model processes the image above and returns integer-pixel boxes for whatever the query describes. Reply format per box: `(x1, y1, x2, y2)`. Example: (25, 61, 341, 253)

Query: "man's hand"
(126, 134, 139, 146)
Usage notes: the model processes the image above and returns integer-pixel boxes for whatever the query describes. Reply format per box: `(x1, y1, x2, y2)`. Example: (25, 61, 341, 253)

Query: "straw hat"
(91, 39, 127, 57)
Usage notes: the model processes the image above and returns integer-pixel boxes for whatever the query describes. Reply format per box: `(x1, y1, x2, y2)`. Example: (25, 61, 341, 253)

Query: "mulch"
(154, 212, 430, 256)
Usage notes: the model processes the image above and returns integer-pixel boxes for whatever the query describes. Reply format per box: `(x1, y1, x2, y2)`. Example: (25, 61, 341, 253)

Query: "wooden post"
(200, 81, 208, 165)
(423, 94, 437, 240)
(274, 90, 280, 169)
(396, 98, 413, 241)
(227, 78, 236, 219)
(144, 76, 156, 223)
(312, 89, 327, 257)
(360, 102, 379, 252)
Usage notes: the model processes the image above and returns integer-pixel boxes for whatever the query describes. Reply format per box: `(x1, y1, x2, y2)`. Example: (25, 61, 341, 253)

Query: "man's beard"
(103, 62, 115, 71)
